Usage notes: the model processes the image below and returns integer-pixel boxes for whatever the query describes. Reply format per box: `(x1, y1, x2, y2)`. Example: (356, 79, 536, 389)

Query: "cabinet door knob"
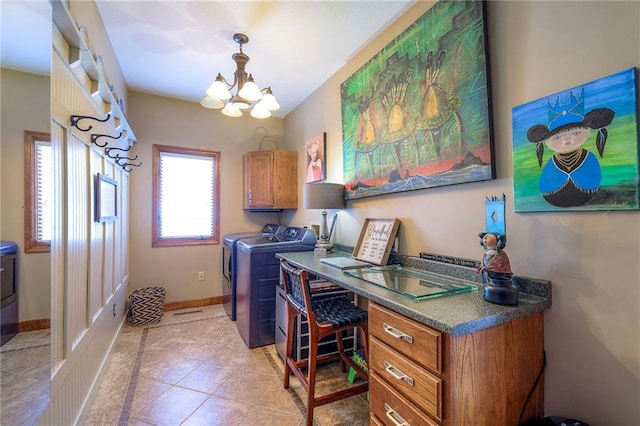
(384, 403, 410, 426)
(383, 322, 413, 343)
(384, 360, 414, 386)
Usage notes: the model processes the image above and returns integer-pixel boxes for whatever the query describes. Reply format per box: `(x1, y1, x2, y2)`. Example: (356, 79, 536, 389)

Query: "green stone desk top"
(276, 250, 551, 336)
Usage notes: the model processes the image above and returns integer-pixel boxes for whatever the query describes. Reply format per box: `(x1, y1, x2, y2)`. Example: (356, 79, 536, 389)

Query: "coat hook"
(120, 161, 142, 172)
(105, 146, 132, 159)
(91, 131, 123, 148)
(115, 154, 139, 164)
(70, 113, 111, 132)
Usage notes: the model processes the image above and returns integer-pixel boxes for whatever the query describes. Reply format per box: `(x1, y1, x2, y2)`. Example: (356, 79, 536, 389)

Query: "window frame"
(24, 130, 52, 253)
(152, 144, 220, 247)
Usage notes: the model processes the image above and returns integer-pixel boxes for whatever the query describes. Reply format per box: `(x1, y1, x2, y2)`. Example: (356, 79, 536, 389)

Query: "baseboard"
(18, 318, 50, 332)
(162, 296, 222, 312)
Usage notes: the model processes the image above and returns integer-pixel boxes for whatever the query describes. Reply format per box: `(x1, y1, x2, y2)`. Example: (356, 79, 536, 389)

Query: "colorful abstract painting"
(512, 67, 639, 212)
(340, 1, 494, 200)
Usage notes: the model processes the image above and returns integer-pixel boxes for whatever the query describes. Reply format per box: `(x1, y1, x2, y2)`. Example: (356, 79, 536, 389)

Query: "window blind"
(159, 152, 215, 238)
(35, 140, 52, 242)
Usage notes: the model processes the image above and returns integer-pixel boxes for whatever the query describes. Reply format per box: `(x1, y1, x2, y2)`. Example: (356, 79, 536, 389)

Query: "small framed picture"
(304, 132, 326, 183)
(94, 173, 117, 222)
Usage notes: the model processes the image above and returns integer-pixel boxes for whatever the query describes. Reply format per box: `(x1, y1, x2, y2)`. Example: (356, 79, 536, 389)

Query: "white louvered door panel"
(88, 149, 104, 322)
(66, 131, 90, 351)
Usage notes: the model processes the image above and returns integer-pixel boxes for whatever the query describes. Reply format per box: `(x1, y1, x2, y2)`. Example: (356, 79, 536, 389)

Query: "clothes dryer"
(235, 227, 316, 348)
(222, 224, 284, 321)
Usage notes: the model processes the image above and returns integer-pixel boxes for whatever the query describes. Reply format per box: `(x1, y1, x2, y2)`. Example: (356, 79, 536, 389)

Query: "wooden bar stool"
(280, 259, 369, 426)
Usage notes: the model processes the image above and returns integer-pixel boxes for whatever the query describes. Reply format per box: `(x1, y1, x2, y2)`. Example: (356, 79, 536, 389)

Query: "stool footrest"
(314, 383, 369, 407)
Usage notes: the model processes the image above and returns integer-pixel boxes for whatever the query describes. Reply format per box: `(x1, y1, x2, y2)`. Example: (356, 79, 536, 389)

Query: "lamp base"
(315, 239, 334, 253)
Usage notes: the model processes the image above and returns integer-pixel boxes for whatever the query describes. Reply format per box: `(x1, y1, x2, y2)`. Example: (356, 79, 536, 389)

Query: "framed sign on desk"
(353, 218, 400, 265)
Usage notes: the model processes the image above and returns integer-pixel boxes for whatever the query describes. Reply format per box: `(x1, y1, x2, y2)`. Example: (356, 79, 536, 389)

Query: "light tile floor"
(84, 305, 369, 425)
(0, 329, 51, 426)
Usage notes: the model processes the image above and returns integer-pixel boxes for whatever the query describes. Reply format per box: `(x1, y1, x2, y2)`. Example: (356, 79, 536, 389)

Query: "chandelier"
(200, 33, 280, 119)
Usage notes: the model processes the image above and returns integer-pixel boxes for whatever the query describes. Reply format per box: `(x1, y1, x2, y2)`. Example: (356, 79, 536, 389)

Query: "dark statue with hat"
(477, 195, 518, 305)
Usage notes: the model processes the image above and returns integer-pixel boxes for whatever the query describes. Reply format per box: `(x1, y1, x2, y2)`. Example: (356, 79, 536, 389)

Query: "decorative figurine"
(477, 231, 518, 305)
(478, 232, 511, 281)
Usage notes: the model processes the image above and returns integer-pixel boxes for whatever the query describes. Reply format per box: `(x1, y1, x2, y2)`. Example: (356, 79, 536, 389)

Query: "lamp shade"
(304, 183, 345, 210)
(200, 96, 224, 109)
(238, 75, 263, 101)
(206, 75, 232, 100)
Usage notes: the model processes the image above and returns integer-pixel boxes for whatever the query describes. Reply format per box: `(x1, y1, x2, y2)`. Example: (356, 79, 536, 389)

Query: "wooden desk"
(277, 251, 551, 425)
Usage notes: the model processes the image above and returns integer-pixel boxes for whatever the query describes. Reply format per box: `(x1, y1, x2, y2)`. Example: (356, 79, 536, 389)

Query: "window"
(24, 131, 52, 253)
(152, 144, 220, 247)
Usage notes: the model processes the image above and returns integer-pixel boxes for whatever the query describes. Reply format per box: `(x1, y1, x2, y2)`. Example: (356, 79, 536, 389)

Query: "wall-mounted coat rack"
(70, 113, 111, 132)
(91, 131, 123, 148)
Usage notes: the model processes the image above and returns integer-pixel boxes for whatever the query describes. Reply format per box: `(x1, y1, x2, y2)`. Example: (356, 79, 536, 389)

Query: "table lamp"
(304, 183, 345, 252)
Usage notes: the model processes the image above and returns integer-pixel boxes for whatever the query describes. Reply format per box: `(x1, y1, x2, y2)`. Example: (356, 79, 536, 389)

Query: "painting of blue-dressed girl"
(512, 67, 639, 212)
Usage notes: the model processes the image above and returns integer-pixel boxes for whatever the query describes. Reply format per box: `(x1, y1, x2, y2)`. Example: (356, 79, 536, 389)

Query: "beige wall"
(283, 1, 640, 423)
(0, 68, 51, 322)
(127, 92, 284, 303)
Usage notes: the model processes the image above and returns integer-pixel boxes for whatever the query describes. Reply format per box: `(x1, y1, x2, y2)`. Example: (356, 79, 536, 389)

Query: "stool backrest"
(280, 259, 314, 320)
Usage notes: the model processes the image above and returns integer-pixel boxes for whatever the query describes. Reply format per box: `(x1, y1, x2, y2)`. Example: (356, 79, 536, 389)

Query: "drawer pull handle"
(384, 361, 414, 386)
(382, 322, 413, 343)
(384, 403, 410, 426)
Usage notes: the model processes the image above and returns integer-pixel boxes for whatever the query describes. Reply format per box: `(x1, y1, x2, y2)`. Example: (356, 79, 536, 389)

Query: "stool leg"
(360, 323, 369, 379)
(335, 329, 347, 372)
(284, 305, 296, 389)
(306, 329, 319, 426)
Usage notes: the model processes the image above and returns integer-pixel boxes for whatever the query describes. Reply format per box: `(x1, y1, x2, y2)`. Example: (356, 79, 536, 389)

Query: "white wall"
(127, 92, 285, 304)
(0, 68, 51, 322)
(283, 1, 640, 424)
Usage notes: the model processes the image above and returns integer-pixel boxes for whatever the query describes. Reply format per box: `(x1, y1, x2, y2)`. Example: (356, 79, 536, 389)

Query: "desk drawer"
(370, 414, 384, 426)
(370, 373, 439, 426)
(371, 337, 442, 420)
(369, 302, 442, 374)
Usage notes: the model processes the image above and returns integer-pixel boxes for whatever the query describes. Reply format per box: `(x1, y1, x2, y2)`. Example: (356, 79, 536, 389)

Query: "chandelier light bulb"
(232, 95, 251, 110)
(238, 75, 263, 101)
(260, 89, 280, 111)
(200, 96, 224, 109)
(206, 74, 232, 100)
(221, 102, 242, 117)
(250, 105, 271, 119)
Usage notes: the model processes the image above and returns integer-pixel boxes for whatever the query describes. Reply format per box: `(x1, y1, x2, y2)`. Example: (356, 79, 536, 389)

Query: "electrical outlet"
(310, 224, 320, 239)
(198, 271, 205, 281)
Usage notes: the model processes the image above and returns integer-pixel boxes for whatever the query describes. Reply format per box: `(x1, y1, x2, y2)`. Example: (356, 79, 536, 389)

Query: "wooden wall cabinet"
(243, 150, 297, 210)
(368, 302, 544, 425)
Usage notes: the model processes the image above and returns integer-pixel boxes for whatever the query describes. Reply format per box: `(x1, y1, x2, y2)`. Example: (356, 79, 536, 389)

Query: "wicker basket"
(127, 286, 166, 326)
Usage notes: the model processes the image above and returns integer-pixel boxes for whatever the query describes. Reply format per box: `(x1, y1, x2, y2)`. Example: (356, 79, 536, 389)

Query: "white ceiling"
(0, 0, 52, 76)
(1, 1, 416, 118)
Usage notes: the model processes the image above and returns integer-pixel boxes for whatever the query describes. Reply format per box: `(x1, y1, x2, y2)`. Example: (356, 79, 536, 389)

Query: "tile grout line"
(117, 327, 148, 426)
(115, 313, 227, 425)
(261, 346, 319, 425)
